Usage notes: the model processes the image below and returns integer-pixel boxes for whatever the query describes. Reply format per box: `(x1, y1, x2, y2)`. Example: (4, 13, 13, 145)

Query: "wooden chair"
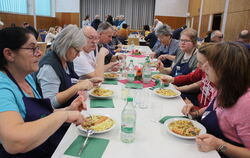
(37, 42, 47, 57)
(128, 38, 139, 45)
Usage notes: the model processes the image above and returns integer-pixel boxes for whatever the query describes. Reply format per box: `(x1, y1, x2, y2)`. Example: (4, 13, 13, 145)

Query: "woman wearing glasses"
(0, 27, 86, 157)
(183, 42, 250, 158)
(157, 28, 198, 77)
(35, 25, 102, 109)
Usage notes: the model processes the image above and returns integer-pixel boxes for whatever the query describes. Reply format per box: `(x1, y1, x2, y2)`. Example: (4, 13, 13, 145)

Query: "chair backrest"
(37, 42, 47, 57)
(38, 32, 47, 42)
(128, 38, 139, 45)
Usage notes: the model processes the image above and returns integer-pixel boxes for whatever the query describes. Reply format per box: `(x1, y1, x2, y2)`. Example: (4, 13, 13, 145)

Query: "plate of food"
(164, 118, 206, 139)
(104, 72, 119, 80)
(154, 88, 181, 98)
(89, 88, 114, 98)
(152, 74, 164, 80)
(78, 114, 116, 134)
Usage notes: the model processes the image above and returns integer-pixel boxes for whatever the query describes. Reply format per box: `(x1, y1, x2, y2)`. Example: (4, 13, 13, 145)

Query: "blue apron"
(199, 99, 244, 158)
(171, 49, 195, 77)
(0, 69, 69, 158)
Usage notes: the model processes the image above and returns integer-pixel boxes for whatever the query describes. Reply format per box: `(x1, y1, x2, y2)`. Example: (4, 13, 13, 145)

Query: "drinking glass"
(151, 101, 163, 123)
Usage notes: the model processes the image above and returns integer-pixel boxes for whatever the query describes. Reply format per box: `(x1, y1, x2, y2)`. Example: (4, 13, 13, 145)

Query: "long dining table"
(52, 46, 220, 158)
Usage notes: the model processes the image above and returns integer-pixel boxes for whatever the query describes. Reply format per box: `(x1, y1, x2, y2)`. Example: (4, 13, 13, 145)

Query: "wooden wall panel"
(188, 0, 201, 17)
(203, 0, 225, 15)
(200, 14, 209, 38)
(0, 12, 34, 27)
(224, 11, 250, 41)
(154, 16, 186, 30)
(228, 0, 250, 13)
(56, 12, 80, 27)
(37, 16, 56, 31)
(193, 16, 199, 31)
(0, 12, 56, 31)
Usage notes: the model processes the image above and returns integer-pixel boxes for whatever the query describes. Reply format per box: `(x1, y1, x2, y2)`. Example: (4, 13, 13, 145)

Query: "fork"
(187, 114, 198, 136)
(78, 129, 94, 155)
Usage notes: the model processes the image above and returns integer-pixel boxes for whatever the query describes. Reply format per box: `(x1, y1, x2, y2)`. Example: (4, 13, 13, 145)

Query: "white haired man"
(210, 30, 223, 42)
(74, 26, 118, 79)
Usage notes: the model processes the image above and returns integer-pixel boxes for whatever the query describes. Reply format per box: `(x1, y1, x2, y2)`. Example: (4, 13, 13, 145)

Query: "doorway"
(212, 13, 222, 30)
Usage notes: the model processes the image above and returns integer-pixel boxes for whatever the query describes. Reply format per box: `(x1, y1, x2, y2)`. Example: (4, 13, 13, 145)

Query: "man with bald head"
(210, 30, 223, 42)
(73, 26, 117, 79)
(236, 30, 250, 50)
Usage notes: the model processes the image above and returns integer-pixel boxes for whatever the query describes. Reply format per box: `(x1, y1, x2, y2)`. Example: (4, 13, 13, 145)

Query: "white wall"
(155, 0, 189, 17)
(55, 0, 80, 13)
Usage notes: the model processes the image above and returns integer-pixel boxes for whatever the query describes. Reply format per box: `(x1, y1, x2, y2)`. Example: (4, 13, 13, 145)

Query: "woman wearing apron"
(157, 28, 198, 77)
(152, 24, 180, 67)
(182, 42, 250, 157)
(35, 25, 102, 109)
(0, 27, 87, 157)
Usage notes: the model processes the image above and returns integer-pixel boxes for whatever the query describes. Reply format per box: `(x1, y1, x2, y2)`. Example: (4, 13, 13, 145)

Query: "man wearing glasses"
(74, 26, 119, 79)
(210, 30, 223, 43)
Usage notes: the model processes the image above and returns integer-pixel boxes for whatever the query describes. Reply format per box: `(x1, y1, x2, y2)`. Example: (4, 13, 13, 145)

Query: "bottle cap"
(127, 97, 133, 102)
(130, 60, 133, 62)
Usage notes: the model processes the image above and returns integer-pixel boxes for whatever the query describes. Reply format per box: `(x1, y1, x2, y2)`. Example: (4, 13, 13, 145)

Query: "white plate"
(89, 88, 114, 99)
(151, 74, 164, 80)
(77, 115, 116, 134)
(153, 88, 181, 98)
(164, 118, 206, 139)
(104, 72, 119, 80)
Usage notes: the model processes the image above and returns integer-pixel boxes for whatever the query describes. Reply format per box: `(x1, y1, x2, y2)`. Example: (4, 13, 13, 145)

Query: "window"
(0, 0, 27, 14)
(35, 0, 51, 16)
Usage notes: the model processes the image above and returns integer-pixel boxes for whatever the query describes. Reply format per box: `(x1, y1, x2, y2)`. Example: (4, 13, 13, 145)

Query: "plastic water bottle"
(175, 66, 182, 77)
(142, 60, 151, 83)
(127, 60, 135, 82)
(130, 40, 135, 51)
(121, 97, 136, 143)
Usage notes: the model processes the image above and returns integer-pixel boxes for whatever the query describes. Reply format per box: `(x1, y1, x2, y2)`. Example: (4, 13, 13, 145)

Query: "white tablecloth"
(52, 54, 220, 158)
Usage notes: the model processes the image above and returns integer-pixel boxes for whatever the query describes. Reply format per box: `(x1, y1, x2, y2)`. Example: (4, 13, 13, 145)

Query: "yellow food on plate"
(91, 88, 113, 96)
(152, 74, 163, 80)
(168, 120, 201, 137)
(156, 89, 178, 96)
(149, 61, 157, 67)
(104, 73, 119, 78)
(82, 115, 115, 132)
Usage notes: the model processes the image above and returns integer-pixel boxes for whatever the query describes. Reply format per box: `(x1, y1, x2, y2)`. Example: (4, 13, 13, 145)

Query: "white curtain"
(80, 0, 155, 29)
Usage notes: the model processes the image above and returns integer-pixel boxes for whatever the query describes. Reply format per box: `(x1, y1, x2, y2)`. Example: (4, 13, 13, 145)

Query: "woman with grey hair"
(36, 24, 100, 109)
(152, 24, 180, 67)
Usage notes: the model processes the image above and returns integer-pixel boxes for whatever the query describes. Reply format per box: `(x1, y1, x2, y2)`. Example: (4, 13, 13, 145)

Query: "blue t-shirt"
(0, 72, 41, 119)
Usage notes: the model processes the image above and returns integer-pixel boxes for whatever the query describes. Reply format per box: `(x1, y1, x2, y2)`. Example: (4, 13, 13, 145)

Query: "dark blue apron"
(171, 49, 195, 77)
(0, 69, 69, 158)
(199, 99, 244, 158)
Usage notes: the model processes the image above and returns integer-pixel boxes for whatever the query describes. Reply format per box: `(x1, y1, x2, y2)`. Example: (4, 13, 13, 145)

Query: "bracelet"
(195, 109, 199, 118)
(217, 143, 227, 153)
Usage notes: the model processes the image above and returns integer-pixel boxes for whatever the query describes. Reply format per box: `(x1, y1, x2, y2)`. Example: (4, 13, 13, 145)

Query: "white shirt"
(155, 21, 163, 31)
(73, 49, 97, 77)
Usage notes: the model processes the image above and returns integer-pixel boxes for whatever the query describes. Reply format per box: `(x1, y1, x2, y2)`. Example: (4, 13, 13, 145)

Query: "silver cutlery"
(78, 129, 94, 155)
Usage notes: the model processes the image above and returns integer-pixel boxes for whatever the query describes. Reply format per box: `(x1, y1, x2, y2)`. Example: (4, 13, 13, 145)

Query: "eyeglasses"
(73, 47, 81, 54)
(85, 35, 99, 41)
(19, 46, 40, 56)
(180, 39, 192, 43)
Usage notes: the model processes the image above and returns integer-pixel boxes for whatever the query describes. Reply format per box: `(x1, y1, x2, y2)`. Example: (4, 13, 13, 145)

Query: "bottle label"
(121, 126, 134, 133)
(143, 74, 151, 78)
(128, 74, 134, 78)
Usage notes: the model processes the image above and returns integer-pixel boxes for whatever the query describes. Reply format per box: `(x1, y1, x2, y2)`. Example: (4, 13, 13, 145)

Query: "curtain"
(0, 0, 28, 14)
(35, 0, 51, 16)
(80, 0, 155, 29)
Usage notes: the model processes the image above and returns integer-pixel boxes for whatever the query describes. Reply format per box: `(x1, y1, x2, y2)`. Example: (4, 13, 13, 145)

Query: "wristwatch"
(217, 144, 227, 153)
